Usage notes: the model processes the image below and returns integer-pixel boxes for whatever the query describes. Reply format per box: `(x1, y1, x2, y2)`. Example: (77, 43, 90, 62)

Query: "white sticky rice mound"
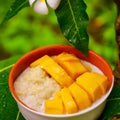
(14, 66, 61, 112)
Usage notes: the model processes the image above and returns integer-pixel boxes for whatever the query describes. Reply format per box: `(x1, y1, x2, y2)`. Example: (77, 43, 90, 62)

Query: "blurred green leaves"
(99, 86, 120, 120)
(86, 0, 118, 69)
(1, 0, 29, 25)
(0, 7, 67, 59)
(1, 0, 89, 56)
(0, 0, 118, 69)
(0, 56, 25, 120)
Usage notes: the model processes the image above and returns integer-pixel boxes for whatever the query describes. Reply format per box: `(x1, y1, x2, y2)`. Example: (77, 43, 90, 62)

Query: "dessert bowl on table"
(9, 45, 114, 120)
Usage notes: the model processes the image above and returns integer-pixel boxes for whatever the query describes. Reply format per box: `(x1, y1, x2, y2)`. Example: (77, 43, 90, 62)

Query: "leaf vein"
(12, 0, 28, 15)
(0, 82, 8, 85)
(16, 111, 20, 120)
(107, 97, 120, 102)
(67, 0, 79, 35)
(71, 31, 77, 40)
(0, 64, 14, 72)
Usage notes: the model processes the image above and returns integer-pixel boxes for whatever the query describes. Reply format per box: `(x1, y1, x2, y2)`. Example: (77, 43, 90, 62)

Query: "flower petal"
(33, 0, 48, 14)
(29, 0, 35, 6)
(47, 0, 61, 9)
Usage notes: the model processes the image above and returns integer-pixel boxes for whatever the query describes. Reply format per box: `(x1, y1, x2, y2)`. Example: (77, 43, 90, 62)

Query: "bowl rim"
(9, 44, 114, 118)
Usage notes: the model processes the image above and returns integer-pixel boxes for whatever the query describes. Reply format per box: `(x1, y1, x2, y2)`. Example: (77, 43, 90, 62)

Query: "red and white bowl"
(9, 45, 114, 120)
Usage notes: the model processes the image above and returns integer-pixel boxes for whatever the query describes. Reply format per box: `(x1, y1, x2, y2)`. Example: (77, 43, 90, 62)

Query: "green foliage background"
(0, 0, 118, 70)
(0, 5, 68, 58)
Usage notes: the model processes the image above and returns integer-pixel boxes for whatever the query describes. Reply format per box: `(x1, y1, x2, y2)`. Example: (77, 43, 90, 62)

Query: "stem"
(116, 15, 120, 67)
(113, 0, 120, 86)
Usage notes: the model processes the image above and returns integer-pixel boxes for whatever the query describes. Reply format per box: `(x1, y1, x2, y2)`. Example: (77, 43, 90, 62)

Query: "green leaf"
(0, 56, 25, 120)
(1, 0, 29, 25)
(99, 86, 120, 120)
(55, 0, 89, 55)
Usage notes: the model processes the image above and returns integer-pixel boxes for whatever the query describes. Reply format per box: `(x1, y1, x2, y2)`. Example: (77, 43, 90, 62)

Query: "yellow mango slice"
(53, 52, 79, 61)
(60, 87, 78, 114)
(45, 96, 64, 114)
(69, 83, 92, 110)
(90, 72, 108, 94)
(54, 52, 89, 79)
(54, 91, 61, 98)
(76, 72, 103, 102)
(30, 55, 73, 87)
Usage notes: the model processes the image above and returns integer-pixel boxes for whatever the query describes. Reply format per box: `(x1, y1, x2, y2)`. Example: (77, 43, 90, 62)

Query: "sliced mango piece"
(76, 72, 103, 102)
(30, 55, 73, 87)
(54, 52, 89, 79)
(69, 83, 92, 110)
(45, 95, 64, 114)
(90, 72, 108, 94)
(53, 52, 79, 61)
(60, 87, 78, 114)
(54, 91, 61, 98)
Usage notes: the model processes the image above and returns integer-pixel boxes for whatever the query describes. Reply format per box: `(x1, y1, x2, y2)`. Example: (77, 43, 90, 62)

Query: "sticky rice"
(14, 66, 61, 112)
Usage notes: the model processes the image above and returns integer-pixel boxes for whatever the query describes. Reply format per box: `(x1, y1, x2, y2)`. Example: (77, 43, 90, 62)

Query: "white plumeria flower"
(29, 0, 61, 15)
